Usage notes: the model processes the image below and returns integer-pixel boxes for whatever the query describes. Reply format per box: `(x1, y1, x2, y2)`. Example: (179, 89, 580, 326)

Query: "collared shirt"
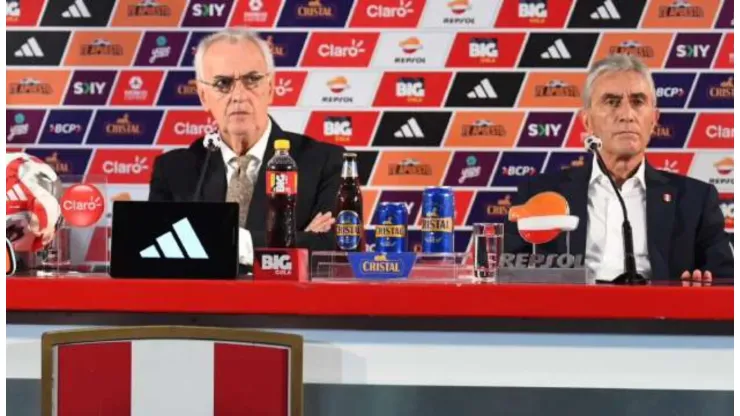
(585, 161, 652, 281)
(219, 120, 272, 266)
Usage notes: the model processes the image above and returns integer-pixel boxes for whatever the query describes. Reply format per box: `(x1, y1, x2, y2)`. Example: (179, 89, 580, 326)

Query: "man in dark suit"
(505, 55, 733, 282)
(149, 29, 343, 265)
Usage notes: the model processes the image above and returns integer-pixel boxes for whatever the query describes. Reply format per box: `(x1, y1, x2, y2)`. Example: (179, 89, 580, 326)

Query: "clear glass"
(472, 223, 504, 282)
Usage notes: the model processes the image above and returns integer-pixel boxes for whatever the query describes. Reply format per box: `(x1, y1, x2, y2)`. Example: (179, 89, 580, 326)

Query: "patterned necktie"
(225, 155, 254, 227)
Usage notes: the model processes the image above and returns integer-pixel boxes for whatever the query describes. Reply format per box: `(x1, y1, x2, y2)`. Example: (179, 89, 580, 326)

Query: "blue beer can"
(375, 202, 408, 253)
(421, 187, 455, 253)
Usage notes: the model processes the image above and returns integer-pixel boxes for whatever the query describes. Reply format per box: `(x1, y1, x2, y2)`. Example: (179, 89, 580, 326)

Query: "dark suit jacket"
(148, 118, 345, 251)
(504, 158, 734, 280)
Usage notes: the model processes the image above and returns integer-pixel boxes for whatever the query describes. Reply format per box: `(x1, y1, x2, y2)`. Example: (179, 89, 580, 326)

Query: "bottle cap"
(274, 139, 290, 150)
(343, 152, 357, 158)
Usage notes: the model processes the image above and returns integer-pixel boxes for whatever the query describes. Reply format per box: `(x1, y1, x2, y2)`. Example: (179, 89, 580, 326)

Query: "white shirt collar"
(589, 158, 646, 190)
(219, 119, 273, 167)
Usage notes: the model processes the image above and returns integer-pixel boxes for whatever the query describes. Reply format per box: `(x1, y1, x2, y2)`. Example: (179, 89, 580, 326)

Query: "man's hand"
(680, 269, 712, 287)
(305, 212, 335, 233)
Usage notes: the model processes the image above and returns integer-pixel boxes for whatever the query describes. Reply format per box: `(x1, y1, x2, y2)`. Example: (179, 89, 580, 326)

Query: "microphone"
(191, 131, 221, 202)
(584, 135, 647, 285)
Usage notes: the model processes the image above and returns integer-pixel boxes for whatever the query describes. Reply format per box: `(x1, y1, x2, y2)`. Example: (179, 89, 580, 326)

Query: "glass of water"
(472, 223, 504, 282)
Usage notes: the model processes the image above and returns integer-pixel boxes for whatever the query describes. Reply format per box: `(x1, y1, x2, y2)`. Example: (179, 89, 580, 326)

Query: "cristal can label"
(267, 171, 298, 195)
(335, 210, 361, 250)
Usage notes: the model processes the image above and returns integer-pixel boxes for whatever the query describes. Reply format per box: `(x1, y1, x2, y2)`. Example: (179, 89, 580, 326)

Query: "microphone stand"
(589, 146, 649, 285)
(191, 134, 220, 202)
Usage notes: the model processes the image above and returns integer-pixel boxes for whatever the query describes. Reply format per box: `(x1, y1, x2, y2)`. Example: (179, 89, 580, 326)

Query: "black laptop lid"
(110, 201, 239, 279)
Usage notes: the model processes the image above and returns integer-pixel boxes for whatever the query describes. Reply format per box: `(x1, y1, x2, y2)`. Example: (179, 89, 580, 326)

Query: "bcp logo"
(87, 149, 163, 184)
(508, 191, 579, 245)
(60, 183, 105, 227)
(261, 254, 293, 274)
(349, 0, 423, 27)
(490, 152, 547, 187)
(652, 73, 695, 108)
(301, 32, 378, 67)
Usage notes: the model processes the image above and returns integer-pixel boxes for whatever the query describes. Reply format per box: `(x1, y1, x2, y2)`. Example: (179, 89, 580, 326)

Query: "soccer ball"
(6, 153, 62, 252)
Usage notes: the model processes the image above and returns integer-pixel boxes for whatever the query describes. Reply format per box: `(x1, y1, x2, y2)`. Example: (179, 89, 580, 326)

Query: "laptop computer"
(110, 201, 239, 279)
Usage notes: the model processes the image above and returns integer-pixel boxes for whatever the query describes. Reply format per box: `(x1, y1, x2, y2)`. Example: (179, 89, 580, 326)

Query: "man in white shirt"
(505, 55, 733, 282)
(148, 29, 344, 266)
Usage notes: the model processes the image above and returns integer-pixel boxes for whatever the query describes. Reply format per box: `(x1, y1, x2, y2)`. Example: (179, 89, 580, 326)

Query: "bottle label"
(267, 171, 298, 195)
(335, 210, 361, 250)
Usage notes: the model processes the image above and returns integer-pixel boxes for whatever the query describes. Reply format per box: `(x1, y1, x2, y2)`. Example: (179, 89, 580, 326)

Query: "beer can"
(374, 202, 408, 253)
(421, 187, 455, 253)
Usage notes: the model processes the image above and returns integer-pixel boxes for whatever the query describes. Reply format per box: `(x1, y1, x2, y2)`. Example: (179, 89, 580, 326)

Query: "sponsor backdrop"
(6, 0, 734, 259)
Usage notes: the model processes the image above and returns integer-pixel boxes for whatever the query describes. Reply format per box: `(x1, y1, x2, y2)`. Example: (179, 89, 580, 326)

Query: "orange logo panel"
(445, 111, 524, 147)
(64, 31, 141, 66)
(371, 151, 451, 187)
(642, 0, 720, 28)
(110, 0, 187, 27)
(518, 72, 587, 108)
(593, 33, 674, 68)
(7, 70, 70, 105)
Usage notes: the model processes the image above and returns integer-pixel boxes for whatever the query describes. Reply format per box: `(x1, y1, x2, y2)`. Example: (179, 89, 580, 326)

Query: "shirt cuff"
(238, 228, 253, 266)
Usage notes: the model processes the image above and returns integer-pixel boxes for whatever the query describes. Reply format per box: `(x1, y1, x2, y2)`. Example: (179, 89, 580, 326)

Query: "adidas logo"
(14, 37, 44, 58)
(540, 39, 571, 59)
(140, 218, 209, 259)
(467, 79, 498, 99)
(590, 0, 621, 20)
(394, 117, 424, 138)
(62, 0, 92, 18)
(6, 184, 27, 202)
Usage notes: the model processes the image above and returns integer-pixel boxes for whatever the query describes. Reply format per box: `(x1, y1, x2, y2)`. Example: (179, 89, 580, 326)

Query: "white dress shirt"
(585, 161, 652, 281)
(219, 120, 272, 266)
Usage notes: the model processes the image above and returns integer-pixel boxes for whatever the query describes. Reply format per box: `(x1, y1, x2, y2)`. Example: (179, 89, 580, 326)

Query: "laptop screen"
(110, 201, 239, 279)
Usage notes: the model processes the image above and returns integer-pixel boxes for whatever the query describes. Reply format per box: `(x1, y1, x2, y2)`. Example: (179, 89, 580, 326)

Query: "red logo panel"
(645, 152, 694, 176)
(688, 113, 733, 149)
(372, 72, 452, 107)
(271, 71, 307, 106)
(495, 0, 573, 28)
(349, 0, 425, 28)
(714, 33, 734, 69)
(304, 111, 379, 147)
(229, 0, 281, 27)
(157, 110, 216, 145)
(87, 149, 163, 184)
(6, 0, 44, 26)
(301, 32, 379, 67)
(446, 32, 526, 68)
(110, 71, 164, 106)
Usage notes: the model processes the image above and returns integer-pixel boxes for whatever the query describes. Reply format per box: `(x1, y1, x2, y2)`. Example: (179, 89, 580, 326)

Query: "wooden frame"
(41, 326, 303, 416)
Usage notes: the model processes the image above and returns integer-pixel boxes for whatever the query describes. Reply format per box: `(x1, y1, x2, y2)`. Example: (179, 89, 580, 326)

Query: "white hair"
(193, 29, 275, 80)
(583, 54, 656, 109)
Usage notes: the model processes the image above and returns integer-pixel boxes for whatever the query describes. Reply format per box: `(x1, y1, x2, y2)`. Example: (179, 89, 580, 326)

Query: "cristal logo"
(60, 184, 105, 227)
(319, 39, 365, 58)
(367, 0, 413, 18)
(262, 254, 292, 274)
(103, 156, 148, 175)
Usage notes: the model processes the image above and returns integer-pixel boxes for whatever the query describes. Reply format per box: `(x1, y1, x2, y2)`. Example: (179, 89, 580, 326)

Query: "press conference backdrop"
(6, 0, 734, 263)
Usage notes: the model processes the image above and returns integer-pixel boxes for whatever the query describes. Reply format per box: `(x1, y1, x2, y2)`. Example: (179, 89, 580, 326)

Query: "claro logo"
(367, 1, 414, 18)
(103, 156, 149, 175)
(319, 39, 366, 57)
(261, 254, 293, 274)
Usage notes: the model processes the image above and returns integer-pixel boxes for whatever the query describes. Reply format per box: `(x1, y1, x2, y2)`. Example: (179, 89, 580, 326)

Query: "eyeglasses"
(198, 72, 271, 94)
